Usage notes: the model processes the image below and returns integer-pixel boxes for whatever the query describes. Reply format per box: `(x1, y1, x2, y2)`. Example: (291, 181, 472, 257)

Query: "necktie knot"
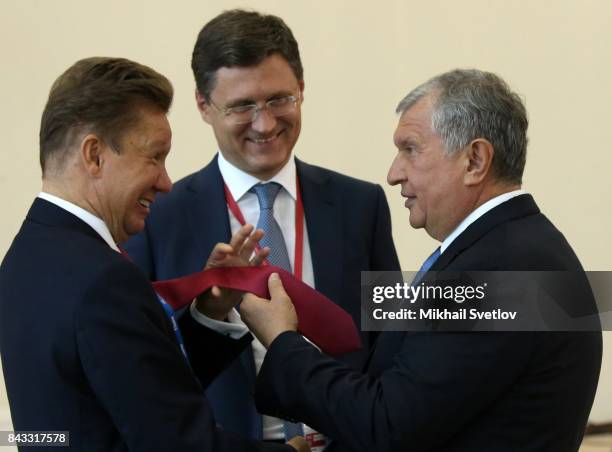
(249, 182, 291, 272)
(251, 182, 282, 210)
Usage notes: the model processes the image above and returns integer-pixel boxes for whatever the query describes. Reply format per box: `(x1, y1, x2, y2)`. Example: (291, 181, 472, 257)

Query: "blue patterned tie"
(419, 247, 441, 273)
(250, 183, 292, 272)
(250, 182, 303, 439)
(412, 247, 441, 286)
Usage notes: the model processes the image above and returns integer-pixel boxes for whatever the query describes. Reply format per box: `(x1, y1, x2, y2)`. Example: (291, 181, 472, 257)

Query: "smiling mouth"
(138, 198, 152, 208)
(248, 131, 282, 144)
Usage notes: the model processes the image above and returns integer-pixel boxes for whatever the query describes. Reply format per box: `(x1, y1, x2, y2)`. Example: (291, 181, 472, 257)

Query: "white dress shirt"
(441, 189, 526, 254)
(38, 192, 120, 252)
(214, 151, 316, 439)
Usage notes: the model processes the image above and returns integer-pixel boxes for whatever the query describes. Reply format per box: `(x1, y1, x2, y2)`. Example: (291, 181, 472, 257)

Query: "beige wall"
(1, 0, 611, 426)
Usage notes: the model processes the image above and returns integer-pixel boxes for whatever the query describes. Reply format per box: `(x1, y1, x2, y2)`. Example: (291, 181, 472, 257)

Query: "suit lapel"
(433, 194, 540, 271)
(185, 156, 233, 265)
(187, 156, 258, 390)
(296, 159, 343, 303)
(370, 195, 540, 373)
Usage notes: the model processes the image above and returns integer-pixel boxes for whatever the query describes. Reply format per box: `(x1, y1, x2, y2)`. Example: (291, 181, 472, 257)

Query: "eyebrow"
(147, 140, 171, 153)
(225, 98, 255, 108)
(396, 136, 419, 149)
(224, 90, 296, 108)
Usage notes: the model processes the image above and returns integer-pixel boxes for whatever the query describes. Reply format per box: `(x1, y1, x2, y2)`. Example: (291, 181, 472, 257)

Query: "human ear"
(195, 90, 213, 125)
(464, 138, 494, 186)
(79, 134, 106, 177)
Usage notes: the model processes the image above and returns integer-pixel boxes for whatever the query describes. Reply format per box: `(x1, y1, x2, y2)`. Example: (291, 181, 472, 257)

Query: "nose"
(250, 107, 277, 134)
(156, 164, 173, 193)
(387, 152, 404, 186)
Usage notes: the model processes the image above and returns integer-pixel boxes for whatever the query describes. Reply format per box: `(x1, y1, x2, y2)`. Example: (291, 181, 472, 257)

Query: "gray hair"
(396, 69, 528, 184)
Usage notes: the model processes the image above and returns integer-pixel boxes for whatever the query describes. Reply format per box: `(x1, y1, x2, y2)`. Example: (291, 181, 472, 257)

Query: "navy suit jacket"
(255, 194, 603, 451)
(124, 156, 400, 438)
(0, 199, 291, 452)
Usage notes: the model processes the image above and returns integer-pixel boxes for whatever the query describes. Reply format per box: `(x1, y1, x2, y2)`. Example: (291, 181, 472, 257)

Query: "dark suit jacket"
(124, 156, 400, 438)
(0, 199, 291, 452)
(255, 194, 603, 451)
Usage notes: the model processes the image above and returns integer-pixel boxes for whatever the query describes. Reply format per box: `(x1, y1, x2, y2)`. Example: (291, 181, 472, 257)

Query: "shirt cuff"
(189, 302, 249, 340)
(302, 335, 321, 352)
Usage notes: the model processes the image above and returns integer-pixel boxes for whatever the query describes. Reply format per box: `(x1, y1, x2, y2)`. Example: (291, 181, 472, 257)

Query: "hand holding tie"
(195, 224, 269, 320)
(239, 272, 298, 348)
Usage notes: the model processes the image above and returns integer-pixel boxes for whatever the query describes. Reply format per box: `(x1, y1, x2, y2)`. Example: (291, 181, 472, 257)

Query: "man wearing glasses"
(124, 9, 400, 448)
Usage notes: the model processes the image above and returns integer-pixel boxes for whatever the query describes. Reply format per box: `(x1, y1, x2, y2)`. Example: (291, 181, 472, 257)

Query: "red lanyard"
(223, 178, 304, 280)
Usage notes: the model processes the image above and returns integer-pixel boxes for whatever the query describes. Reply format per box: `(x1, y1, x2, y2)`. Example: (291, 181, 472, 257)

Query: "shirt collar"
(38, 192, 120, 252)
(441, 189, 526, 254)
(217, 151, 297, 201)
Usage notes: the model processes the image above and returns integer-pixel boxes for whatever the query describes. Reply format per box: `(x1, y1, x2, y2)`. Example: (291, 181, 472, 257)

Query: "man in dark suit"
(0, 57, 305, 451)
(240, 69, 603, 451)
(124, 10, 400, 445)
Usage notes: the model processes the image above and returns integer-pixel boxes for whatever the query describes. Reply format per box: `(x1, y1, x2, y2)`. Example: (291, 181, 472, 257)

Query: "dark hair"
(39, 56, 173, 175)
(397, 69, 528, 185)
(191, 9, 303, 100)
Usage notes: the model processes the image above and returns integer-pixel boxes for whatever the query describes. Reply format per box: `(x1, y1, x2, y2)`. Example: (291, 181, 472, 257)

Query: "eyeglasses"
(209, 93, 301, 125)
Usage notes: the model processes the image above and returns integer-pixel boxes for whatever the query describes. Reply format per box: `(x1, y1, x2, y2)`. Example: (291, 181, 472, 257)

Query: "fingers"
(240, 292, 260, 306)
(239, 293, 266, 319)
(206, 225, 267, 269)
(195, 287, 244, 321)
(250, 246, 270, 266)
(211, 285, 222, 298)
(268, 272, 289, 302)
(239, 278, 297, 348)
(227, 225, 267, 262)
(205, 243, 233, 268)
(229, 224, 255, 250)
(239, 228, 264, 260)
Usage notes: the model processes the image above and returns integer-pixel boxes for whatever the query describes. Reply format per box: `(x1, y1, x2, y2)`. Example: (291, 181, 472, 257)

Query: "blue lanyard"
(116, 247, 189, 363)
(156, 293, 189, 362)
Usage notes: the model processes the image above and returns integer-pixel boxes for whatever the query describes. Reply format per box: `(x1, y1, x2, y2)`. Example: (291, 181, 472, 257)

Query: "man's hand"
(195, 224, 269, 320)
(239, 273, 298, 348)
(286, 436, 311, 452)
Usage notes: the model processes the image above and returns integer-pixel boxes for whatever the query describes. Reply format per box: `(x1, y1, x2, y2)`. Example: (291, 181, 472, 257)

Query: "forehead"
(122, 107, 171, 151)
(393, 97, 435, 145)
(210, 53, 300, 102)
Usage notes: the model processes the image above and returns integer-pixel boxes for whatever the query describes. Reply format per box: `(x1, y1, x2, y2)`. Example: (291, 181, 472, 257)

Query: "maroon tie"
(152, 266, 361, 357)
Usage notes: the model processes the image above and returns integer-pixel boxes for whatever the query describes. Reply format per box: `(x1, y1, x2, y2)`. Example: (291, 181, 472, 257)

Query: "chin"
(410, 223, 425, 231)
(251, 159, 290, 178)
(253, 149, 289, 163)
(125, 221, 146, 239)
